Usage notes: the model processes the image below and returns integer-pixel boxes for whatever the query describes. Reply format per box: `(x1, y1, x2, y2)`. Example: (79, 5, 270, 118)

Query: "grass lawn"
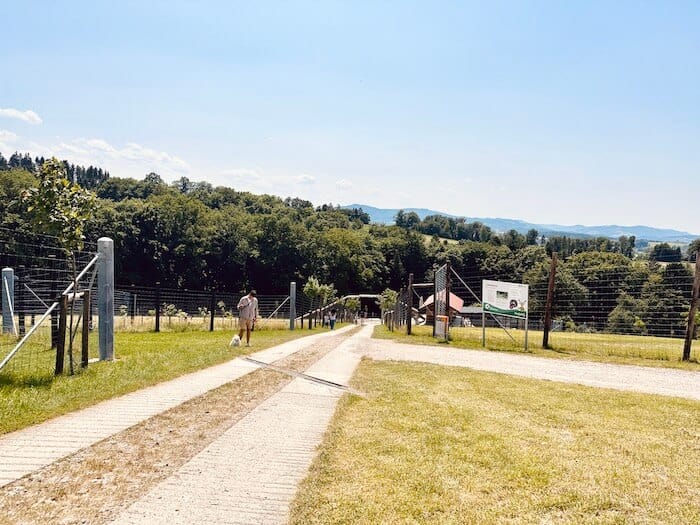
(373, 325, 700, 370)
(291, 360, 700, 524)
(0, 326, 323, 435)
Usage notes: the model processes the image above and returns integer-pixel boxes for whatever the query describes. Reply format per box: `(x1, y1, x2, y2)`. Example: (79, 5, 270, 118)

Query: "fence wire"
(436, 260, 699, 361)
(0, 231, 99, 380)
(111, 286, 295, 332)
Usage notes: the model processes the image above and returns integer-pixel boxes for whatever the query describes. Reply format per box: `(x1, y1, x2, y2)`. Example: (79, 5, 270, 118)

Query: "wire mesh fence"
(383, 288, 410, 332)
(407, 259, 700, 362)
(0, 229, 100, 380)
(445, 263, 696, 337)
(293, 292, 358, 330)
(110, 286, 296, 332)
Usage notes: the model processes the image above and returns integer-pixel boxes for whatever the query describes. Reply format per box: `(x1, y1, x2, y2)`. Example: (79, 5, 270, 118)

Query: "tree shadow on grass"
(0, 372, 54, 388)
(544, 345, 575, 355)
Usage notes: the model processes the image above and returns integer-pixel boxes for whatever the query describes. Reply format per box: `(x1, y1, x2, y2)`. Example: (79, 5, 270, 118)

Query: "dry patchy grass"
(291, 360, 700, 524)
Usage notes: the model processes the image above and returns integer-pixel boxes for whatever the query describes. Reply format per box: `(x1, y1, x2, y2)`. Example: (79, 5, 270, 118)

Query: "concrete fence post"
(97, 237, 114, 361)
(289, 281, 296, 330)
(2, 268, 15, 335)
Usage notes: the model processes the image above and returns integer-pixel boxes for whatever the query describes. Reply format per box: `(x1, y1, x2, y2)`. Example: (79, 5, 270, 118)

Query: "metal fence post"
(433, 266, 437, 337)
(446, 262, 451, 342)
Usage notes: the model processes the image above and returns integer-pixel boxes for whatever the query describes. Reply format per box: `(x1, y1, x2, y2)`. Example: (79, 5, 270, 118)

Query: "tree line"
(0, 151, 109, 189)
(1, 155, 698, 338)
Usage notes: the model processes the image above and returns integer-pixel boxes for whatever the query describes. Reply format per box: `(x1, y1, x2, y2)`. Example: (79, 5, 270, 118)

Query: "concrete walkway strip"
(110, 325, 370, 525)
(242, 356, 366, 396)
(367, 340, 700, 401)
(0, 326, 355, 488)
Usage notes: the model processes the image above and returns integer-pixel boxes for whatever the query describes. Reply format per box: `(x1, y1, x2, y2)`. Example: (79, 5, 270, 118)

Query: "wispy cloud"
(0, 129, 18, 143)
(220, 168, 263, 180)
(293, 174, 316, 185)
(53, 138, 191, 175)
(0, 129, 19, 153)
(220, 169, 317, 186)
(0, 108, 42, 125)
(82, 138, 116, 154)
(216, 168, 322, 196)
(119, 142, 189, 172)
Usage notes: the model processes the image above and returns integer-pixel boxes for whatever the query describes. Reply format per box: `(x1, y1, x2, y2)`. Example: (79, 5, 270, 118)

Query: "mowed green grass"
(374, 325, 700, 369)
(0, 327, 320, 435)
(291, 361, 700, 524)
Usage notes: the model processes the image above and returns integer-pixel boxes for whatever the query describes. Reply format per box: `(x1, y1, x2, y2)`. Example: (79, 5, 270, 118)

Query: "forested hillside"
(0, 151, 109, 188)
(1, 155, 698, 336)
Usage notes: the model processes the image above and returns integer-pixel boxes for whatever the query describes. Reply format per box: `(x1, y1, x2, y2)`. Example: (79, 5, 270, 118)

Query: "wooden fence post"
(55, 295, 67, 375)
(209, 292, 216, 332)
(542, 252, 558, 349)
(407, 273, 414, 335)
(154, 282, 161, 333)
(82, 290, 91, 368)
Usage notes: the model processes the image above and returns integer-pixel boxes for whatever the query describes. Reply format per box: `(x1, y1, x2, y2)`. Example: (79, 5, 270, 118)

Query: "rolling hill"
(343, 204, 698, 243)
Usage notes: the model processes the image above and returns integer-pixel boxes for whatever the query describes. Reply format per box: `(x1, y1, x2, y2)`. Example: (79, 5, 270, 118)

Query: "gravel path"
(364, 338, 700, 400)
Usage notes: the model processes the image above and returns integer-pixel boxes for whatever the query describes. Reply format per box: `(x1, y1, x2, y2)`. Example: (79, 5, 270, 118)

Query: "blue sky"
(2, 1, 699, 232)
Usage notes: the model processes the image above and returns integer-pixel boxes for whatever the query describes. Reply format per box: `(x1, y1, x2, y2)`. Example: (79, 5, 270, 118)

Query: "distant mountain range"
(344, 204, 699, 243)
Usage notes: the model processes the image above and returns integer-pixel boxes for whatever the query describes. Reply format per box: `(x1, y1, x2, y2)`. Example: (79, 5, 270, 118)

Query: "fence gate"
(0, 233, 115, 379)
(433, 263, 449, 340)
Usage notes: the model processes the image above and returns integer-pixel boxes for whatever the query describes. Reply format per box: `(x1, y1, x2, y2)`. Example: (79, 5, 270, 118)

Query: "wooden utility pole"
(407, 273, 414, 335)
(542, 252, 558, 349)
(682, 254, 700, 361)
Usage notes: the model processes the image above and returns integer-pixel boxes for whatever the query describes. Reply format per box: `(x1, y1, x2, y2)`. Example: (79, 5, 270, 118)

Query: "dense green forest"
(1, 152, 698, 336)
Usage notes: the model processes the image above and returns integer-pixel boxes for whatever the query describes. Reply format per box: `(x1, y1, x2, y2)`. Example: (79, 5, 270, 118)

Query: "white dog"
(230, 334, 241, 347)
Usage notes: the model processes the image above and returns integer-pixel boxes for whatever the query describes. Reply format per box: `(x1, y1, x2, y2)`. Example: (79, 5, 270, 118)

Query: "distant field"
(421, 233, 459, 245)
(374, 325, 700, 369)
(291, 360, 700, 524)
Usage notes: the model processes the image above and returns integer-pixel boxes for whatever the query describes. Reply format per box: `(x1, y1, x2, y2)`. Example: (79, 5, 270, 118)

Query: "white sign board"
(482, 280, 528, 319)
